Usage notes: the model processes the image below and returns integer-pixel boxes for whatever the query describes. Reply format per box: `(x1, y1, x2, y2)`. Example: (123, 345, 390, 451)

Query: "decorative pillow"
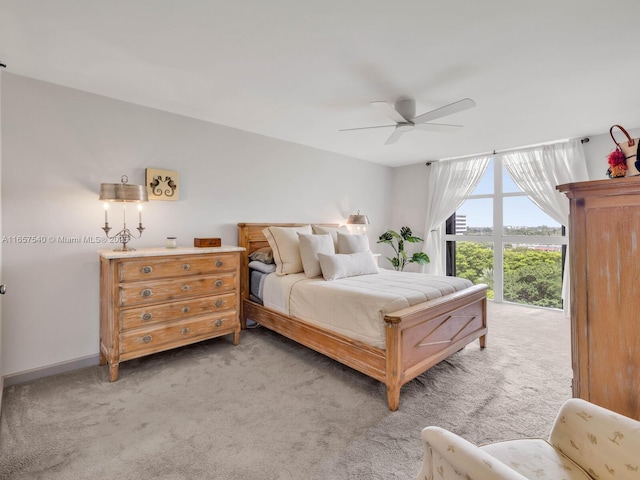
(263, 225, 312, 275)
(317, 251, 380, 281)
(248, 246, 274, 264)
(337, 232, 370, 254)
(298, 233, 335, 278)
(312, 225, 350, 249)
(248, 260, 277, 274)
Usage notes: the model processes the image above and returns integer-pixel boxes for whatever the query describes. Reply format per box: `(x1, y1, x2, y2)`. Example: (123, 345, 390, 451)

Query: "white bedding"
(262, 270, 473, 349)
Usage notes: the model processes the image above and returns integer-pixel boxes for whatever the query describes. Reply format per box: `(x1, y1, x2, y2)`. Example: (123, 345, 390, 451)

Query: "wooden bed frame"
(237, 222, 488, 411)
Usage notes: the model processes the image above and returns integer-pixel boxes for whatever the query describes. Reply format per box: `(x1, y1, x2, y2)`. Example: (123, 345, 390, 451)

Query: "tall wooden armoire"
(558, 176, 640, 420)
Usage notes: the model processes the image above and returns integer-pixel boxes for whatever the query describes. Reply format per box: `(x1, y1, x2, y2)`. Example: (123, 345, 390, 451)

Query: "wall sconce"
(347, 210, 370, 234)
(99, 175, 148, 251)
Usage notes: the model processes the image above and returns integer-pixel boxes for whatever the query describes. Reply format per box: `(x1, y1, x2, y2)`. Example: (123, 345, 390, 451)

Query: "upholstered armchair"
(417, 398, 640, 480)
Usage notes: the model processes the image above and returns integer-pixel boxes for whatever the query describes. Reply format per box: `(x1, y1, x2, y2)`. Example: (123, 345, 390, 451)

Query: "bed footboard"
(384, 284, 488, 411)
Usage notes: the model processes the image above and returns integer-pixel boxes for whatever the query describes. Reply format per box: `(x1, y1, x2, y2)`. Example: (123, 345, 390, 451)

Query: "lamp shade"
(99, 175, 148, 202)
(347, 211, 370, 225)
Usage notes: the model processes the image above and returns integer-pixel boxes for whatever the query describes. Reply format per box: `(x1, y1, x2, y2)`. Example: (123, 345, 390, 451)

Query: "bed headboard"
(236, 223, 338, 307)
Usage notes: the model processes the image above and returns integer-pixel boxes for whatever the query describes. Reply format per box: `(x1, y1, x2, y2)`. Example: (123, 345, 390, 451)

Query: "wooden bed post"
(479, 296, 488, 348)
(385, 319, 402, 412)
(237, 223, 249, 329)
(478, 297, 489, 348)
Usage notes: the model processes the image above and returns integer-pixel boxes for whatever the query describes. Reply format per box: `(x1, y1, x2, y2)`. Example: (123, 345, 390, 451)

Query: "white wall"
(1, 73, 392, 378)
(0, 70, 4, 399)
(390, 130, 640, 269)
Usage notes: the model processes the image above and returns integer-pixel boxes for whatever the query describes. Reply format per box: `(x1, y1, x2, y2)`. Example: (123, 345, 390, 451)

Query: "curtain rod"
(429, 136, 590, 164)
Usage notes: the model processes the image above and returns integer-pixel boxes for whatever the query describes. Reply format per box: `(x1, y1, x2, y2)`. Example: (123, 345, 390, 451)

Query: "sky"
(457, 160, 561, 228)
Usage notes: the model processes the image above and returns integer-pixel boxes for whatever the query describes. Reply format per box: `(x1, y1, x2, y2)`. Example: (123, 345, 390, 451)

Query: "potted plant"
(377, 226, 430, 271)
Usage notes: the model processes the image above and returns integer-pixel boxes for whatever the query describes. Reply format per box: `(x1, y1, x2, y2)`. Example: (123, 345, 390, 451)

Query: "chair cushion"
(481, 438, 592, 480)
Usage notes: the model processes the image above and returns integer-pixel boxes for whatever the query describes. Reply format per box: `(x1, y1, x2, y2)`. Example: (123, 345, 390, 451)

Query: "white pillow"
(298, 233, 335, 278)
(318, 251, 380, 281)
(312, 225, 350, 249)
(337, 232, 370, 254)
(263, 225, 312, 275)
(248, 260, 277, 274)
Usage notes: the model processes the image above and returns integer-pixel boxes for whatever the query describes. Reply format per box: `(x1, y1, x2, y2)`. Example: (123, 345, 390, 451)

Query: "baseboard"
(3, 354, 100, 388)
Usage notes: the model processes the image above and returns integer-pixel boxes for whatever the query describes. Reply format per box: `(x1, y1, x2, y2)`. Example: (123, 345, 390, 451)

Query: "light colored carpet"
(0, 302, 571, 480)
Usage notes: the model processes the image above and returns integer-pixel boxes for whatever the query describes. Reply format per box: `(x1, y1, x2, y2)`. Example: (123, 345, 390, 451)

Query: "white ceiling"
(1, 0, 639, 167)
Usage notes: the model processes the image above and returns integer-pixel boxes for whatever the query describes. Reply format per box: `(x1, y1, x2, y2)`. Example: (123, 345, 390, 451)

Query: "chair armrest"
(417, 427, 529, 480)
(548, 398, 640, 480)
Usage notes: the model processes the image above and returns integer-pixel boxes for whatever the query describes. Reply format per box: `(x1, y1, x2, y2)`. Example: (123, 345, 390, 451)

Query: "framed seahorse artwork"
(145, 168, 179, 201)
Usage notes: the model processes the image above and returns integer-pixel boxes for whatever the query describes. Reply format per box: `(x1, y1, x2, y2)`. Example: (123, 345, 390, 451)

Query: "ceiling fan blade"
(414, 123, 463, 133)
(384, 127, 405, 145)
(412, 98, 476, 124)
(371, 101, 408, 123)
(339, 124, 396, 132)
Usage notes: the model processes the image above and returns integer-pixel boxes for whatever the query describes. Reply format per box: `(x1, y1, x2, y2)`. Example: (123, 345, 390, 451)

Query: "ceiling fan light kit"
(341, 97, 476, 145)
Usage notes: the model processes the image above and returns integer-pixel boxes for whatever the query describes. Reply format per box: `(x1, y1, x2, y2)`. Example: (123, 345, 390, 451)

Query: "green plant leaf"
(404, 235, 423, 243)
(410, 252, 430, 265)
(377, 231, 394, 243)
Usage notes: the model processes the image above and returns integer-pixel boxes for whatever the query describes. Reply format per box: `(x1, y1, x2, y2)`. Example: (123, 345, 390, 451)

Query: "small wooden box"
(194, 238, 222, 248)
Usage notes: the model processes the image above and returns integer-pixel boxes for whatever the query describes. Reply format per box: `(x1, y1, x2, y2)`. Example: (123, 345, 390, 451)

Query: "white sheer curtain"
(422, 155, 491, 275)
(501, 139, 589, 314)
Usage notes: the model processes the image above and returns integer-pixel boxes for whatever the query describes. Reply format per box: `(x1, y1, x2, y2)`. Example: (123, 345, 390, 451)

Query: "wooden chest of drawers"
(99, 246, 245, 381)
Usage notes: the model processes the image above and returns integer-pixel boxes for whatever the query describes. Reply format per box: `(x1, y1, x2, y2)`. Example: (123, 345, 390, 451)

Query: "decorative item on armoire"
(609, 124, 640, 176)
(607, 146, 627, 178)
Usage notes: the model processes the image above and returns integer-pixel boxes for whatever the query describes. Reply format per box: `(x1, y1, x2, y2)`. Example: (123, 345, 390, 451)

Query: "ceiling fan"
(340, 97, 476, 145)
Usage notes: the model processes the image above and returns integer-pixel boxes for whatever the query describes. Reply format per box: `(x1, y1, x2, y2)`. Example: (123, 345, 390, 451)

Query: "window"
(445, 157, 565, 309)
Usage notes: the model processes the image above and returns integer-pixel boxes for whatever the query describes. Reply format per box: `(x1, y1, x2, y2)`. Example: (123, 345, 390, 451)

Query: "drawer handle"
(182, 306, 190, 314)
(141, 266, 153, 274)
(141, 312, 153, 321)
(181, 284, 190, 292)
(181, 327, 190, 335)
(215, 260, 223, 267)
(214, 319, 223, 327)
(141, 289, 153, 297)
(182, 264, 190, 271)
(215, 280, 223, 288)
(142, 335, 152, 343)
(215, 299, 224, 308)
